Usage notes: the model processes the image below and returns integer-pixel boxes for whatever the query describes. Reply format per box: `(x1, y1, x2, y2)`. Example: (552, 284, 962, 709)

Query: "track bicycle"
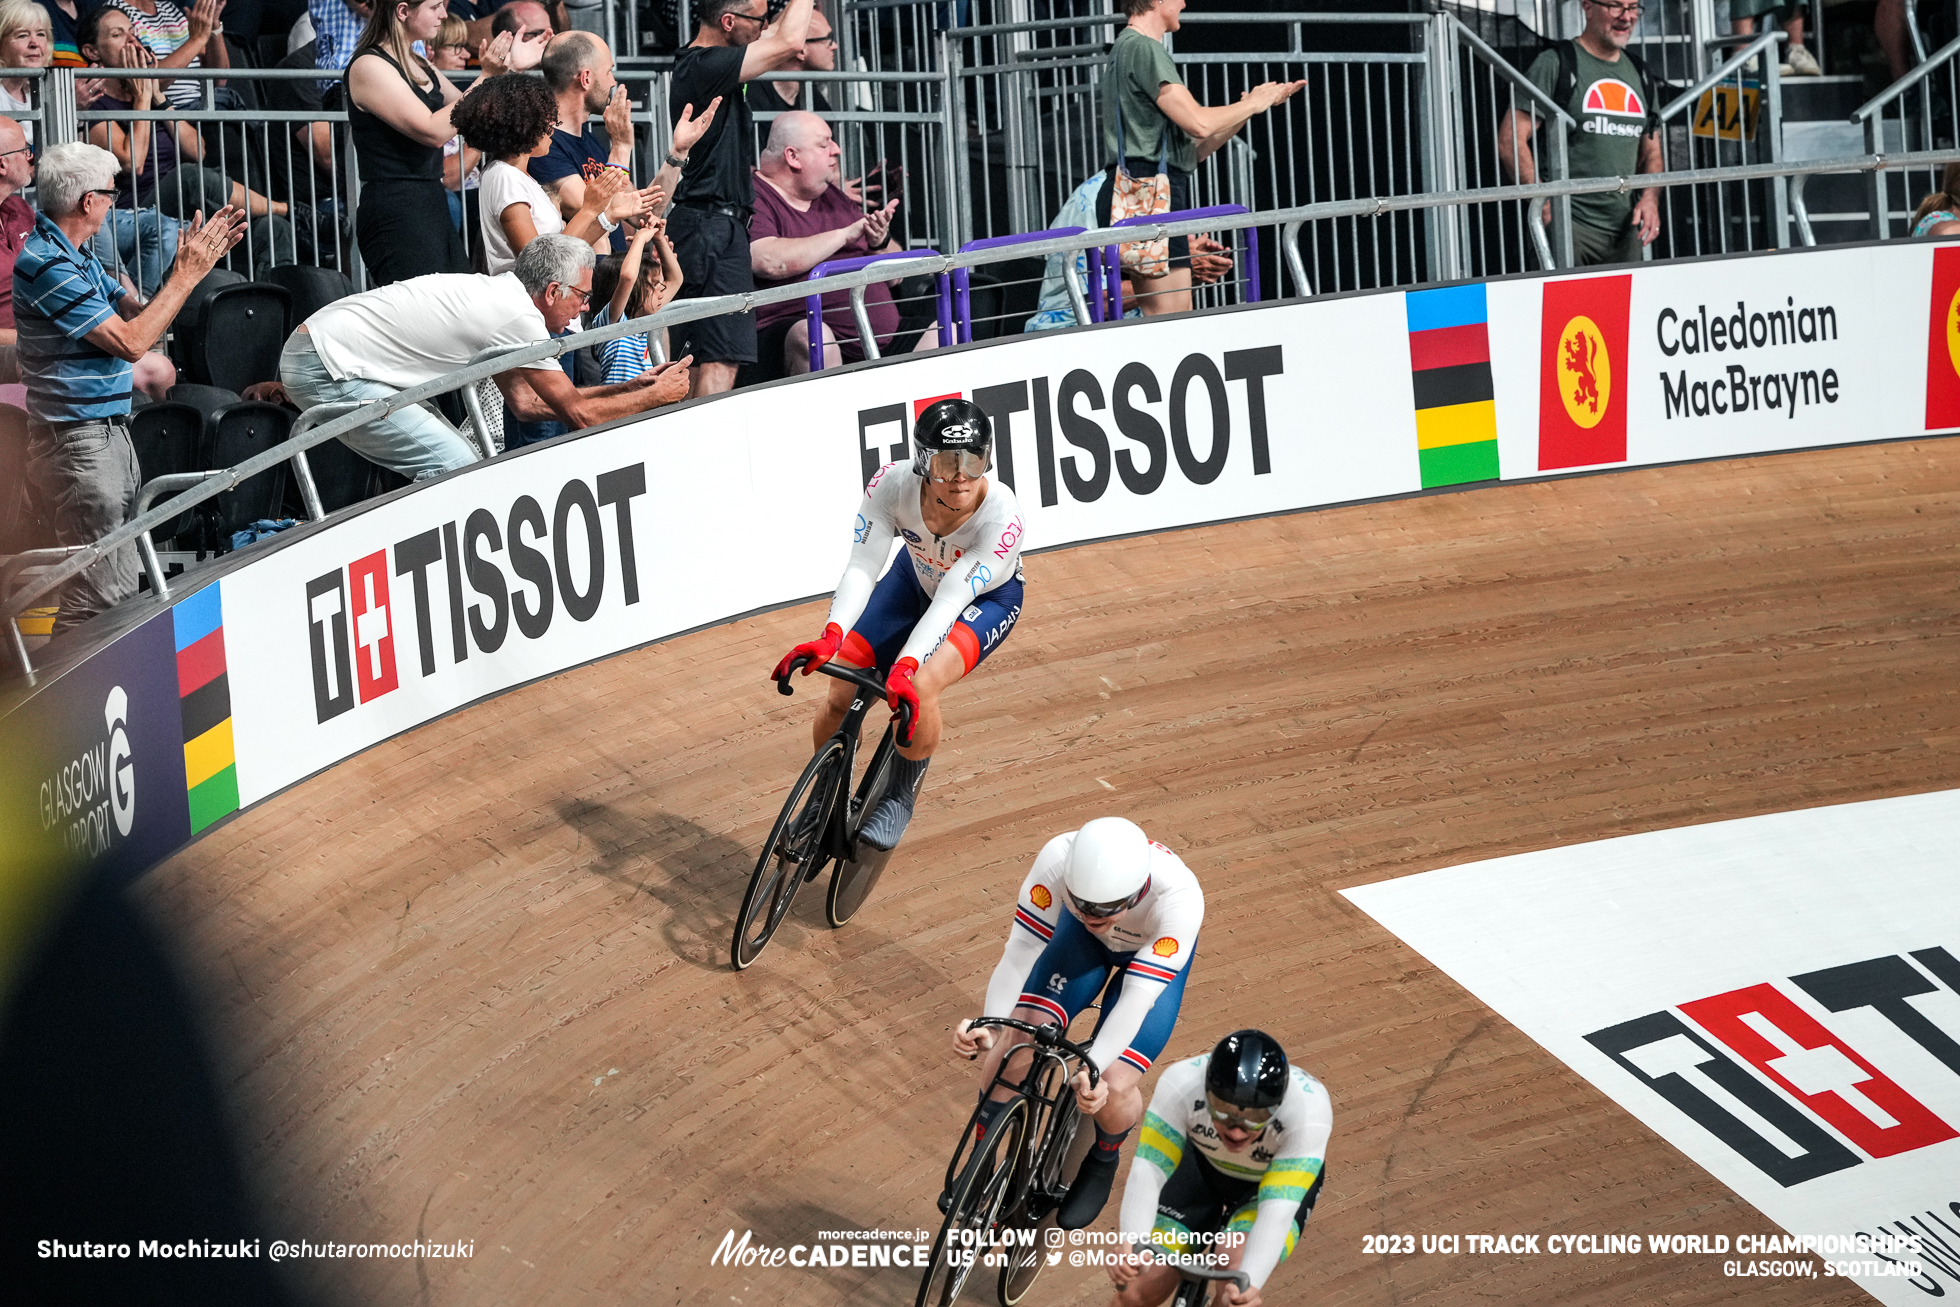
(730, 658, 917, 970)
(917, 1017, 1098, 1307)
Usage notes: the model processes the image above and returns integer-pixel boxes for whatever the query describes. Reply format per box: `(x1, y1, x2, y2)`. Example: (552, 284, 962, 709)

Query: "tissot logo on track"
(1587, 945, 1960, 1188)
(306, 464, 649, 724)
(855, 349, 1286, 504)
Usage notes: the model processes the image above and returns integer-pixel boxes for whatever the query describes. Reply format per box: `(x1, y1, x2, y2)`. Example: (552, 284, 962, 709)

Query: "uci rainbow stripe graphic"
(1405, 283, 1501, 487)
(174, 583, 239, 833)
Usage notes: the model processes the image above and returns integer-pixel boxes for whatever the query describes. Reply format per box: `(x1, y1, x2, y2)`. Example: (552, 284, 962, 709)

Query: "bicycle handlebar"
(966, 1016, 1101, 1088)
(774, 656, 917, 747)
(1137, 1245, 1251, 1290)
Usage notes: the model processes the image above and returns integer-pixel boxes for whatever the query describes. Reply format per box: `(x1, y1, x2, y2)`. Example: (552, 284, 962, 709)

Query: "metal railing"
(1854, 30, 1960, 238)
(1448, 11, 1574, 276)
(10, 145, 1960, 683)
(70, 65, 357, 287)
(947, 11, 1438, 297)
(1651, 29, 1789, 259)
(2, 8, 1950, 294)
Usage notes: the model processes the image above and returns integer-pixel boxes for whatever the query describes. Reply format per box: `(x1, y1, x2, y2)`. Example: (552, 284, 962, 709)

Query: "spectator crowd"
(0, 0, 716, 642)
(6, 0, 1953, 648)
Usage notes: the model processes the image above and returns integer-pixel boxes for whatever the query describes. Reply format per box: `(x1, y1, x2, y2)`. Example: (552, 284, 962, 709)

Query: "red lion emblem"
(1564, 328, 1603, 416)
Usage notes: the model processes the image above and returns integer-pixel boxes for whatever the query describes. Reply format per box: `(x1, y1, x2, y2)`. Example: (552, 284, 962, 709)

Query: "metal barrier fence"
(9, 147, 1960, 683)
(1856, 30, 1960, 237)
(4, 6, 1955, 295)
(946, 10, 1438, 296)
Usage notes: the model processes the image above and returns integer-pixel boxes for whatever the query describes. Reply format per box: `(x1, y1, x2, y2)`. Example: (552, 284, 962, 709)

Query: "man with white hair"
(279, 233, 692, 481)
(750, 110, 936, 375)
(16, 141, 244, 632)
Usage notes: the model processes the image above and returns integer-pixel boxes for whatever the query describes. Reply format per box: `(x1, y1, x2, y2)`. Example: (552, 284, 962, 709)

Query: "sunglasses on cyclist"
(1205, 1093, 1275, 1133)
(1067, 882, 1147, 920)
(924, 449, 988, 481)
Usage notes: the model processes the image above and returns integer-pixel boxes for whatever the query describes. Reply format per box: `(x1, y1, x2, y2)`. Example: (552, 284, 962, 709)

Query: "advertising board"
(1344, 789, 1960, 1306)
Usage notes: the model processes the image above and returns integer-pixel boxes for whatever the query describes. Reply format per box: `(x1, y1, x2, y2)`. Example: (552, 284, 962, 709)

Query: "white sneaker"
(1782, 44, 1821, 77)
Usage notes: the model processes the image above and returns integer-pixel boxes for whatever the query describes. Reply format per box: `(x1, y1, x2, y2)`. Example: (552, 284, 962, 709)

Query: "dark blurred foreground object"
(0, 864, 295, 1305)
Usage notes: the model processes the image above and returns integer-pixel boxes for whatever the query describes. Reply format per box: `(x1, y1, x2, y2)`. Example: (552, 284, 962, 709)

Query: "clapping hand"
(509, 23, 549, 72)
(672, 96, 722, 155)
(173, 205, 247, 279)
(843, 159, 904, 205)
(187, 0, 224, 51)
(860, 197, 899, 249)
(586, 164, 631, 207)
(1244, 78, 1305, 112)
(476, 29, 514, 78)
(604, 84, 635, 154)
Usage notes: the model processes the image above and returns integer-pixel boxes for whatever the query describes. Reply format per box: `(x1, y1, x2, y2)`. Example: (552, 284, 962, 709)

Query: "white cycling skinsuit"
(823, 459, 1026, 668)
(982, 832, 1205, 1076)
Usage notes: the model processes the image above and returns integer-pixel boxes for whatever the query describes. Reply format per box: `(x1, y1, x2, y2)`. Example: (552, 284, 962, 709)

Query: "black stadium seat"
(204, 403, 295, 546)
(170, 267, 246, 373)
(129, 402, 208, 547)
(263, 263, 352, 326)
(189, 283, 292, 391)
(301, 436, 411, 515)
(167, 383, 242, 435)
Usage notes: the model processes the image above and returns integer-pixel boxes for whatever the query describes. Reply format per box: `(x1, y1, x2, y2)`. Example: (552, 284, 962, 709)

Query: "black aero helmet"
(912, 398, 993, 480)
(1206, 1029, 1289, 1112)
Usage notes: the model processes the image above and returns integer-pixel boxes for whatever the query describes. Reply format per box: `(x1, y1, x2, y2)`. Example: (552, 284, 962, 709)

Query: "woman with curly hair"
(452, 70, 656, 276)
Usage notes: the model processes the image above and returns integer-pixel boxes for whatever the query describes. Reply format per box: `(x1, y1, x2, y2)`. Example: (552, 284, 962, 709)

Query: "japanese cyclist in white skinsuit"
(772, 399, 1026, 851)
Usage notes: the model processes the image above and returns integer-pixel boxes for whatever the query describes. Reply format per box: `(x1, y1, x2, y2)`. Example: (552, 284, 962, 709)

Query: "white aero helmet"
(1063, 817, 1153, 918)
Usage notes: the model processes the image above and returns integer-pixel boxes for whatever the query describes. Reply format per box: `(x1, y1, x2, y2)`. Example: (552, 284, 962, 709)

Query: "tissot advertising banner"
(220, 297, 1417, 805)
(12, 240, 1952, 827)
(1343, 789, 1960, 1307)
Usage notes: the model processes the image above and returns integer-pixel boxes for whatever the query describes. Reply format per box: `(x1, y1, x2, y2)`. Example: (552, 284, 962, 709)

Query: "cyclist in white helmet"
(951, 817, 1205, 1229)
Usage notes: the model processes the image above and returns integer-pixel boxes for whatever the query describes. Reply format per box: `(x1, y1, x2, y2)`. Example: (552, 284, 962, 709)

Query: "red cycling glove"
(885, 656, 921, 723)
(773, 622, 844, 681)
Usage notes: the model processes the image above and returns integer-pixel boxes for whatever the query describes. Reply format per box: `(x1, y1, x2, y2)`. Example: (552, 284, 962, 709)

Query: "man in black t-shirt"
(667, 0, 814, 396)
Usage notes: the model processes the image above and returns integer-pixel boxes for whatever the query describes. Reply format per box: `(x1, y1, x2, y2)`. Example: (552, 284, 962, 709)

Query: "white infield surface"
(1343, 790, 1960, 1306)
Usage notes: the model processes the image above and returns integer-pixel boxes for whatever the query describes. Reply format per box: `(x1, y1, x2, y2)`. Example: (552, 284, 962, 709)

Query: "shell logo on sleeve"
(1030, 885, 1053, 910)
(1152, 937, 1180, 958)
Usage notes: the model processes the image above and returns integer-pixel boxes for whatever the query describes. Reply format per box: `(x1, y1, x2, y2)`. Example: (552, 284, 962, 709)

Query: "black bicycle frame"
(779, 658, 908, 858)
(944, 1018, 1100, 1203)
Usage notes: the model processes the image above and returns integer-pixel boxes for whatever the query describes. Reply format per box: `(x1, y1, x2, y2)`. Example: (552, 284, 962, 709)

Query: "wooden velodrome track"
(138, 437, 1960, 1306)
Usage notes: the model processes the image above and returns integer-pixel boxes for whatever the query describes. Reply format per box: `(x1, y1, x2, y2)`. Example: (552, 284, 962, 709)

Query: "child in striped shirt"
(589, 217, 683, 384)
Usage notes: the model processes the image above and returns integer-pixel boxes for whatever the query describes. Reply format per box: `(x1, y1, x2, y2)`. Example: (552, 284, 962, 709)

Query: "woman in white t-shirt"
(450, 71, 655, 275)
(0, 0, 52, 143)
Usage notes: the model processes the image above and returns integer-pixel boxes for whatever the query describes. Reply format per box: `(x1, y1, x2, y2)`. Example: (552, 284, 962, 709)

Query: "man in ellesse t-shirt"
(1496, 0, 1664, 267)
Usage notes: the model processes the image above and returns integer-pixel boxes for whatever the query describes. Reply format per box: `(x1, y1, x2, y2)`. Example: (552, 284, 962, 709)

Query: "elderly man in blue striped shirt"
(17, 142, 243, 634)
